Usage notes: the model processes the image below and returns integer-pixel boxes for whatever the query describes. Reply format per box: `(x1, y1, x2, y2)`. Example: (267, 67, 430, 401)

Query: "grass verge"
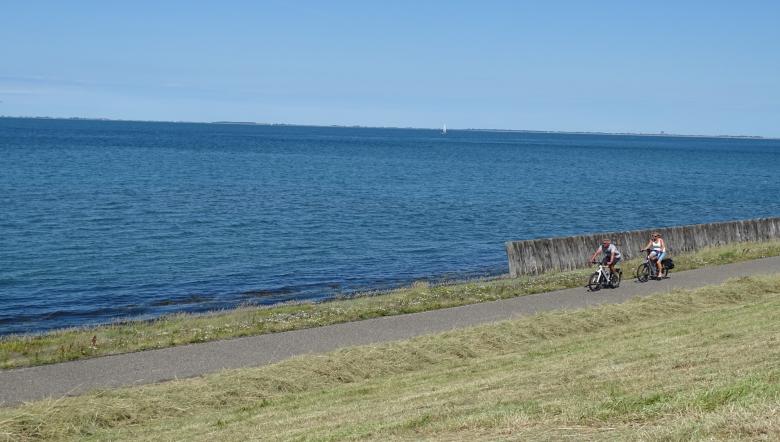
(2, 240, 780, 369)
(1, 274, 779, 440)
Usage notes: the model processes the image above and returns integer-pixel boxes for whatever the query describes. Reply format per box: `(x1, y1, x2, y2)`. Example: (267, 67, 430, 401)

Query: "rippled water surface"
(2, 118, 779, 334)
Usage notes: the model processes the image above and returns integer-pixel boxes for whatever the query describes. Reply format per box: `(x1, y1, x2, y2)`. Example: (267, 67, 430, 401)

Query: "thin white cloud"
(0, 88, 45, 95)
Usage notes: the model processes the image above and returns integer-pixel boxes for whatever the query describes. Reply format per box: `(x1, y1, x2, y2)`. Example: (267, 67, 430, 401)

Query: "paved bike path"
(2, 256, 779, 406)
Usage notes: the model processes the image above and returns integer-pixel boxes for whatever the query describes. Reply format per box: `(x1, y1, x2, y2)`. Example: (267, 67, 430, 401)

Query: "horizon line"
(0, 114, 772, 141)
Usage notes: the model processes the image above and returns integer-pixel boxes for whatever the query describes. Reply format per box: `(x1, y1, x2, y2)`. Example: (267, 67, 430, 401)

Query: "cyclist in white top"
(643, 232, 667, 278)
(589, 238, 622, 276)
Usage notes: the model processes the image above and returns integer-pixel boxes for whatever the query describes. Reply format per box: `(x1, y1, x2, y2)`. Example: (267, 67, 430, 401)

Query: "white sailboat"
(442, 124, 447, 135)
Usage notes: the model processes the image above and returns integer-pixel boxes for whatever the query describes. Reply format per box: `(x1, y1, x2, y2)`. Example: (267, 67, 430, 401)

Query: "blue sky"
(2, 1, 779, 136)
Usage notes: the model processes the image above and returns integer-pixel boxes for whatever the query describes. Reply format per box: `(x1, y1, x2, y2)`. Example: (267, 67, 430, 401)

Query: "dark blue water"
(1, 118, 779, 335)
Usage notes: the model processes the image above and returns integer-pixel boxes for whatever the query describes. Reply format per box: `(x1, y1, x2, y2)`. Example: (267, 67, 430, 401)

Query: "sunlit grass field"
(2, 240, 780, 369)
(1, 274, 778, 440)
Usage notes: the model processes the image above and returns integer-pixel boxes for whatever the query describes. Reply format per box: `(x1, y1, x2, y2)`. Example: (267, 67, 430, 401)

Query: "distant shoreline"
(0, 115, 772, 140)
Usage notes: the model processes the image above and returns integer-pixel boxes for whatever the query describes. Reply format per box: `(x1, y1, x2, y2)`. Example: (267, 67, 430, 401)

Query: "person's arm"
(590, 248, 600, 262)
(609, 249, 616, 265)
(660, 238, 666, 253)
(644, 240, 652, 250)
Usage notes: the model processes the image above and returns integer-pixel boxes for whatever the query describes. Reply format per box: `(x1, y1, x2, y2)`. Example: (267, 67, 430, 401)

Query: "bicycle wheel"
(610, 270, 621, 288)
(636, 263, 650, 283)
(587, 272, 602, 291)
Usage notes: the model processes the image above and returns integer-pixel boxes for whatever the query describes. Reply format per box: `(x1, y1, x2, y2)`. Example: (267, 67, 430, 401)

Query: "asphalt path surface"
(2, 256, 779, 406)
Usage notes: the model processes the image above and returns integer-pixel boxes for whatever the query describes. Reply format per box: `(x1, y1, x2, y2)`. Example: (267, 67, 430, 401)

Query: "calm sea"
(1, 118, 779, 334)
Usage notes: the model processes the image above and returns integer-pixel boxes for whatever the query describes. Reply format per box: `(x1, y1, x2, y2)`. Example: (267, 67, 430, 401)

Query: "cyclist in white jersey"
(643, 232, 667, 278)
(589, 238, 622, 276)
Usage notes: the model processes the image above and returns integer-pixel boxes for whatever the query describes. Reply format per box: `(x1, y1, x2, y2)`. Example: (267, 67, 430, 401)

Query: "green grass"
(1, 274, 779, 441)
(2, 240, 780, 369)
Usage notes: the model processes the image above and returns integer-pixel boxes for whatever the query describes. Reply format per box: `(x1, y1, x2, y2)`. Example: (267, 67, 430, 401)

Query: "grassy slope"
(1, 274, 779, 441)
(2, 241, 780, 370)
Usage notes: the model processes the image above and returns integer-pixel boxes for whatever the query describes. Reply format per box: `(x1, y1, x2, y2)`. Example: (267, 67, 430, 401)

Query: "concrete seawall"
(505, 217, 780, 277)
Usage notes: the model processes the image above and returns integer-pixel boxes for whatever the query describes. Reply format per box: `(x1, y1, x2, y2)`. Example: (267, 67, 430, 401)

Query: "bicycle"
(587, 261, 621, 291)
(635, 249, 673, 282)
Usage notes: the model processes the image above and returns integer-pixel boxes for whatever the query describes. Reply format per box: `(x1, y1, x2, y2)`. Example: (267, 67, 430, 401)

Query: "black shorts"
(602, 256, 621, 266)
